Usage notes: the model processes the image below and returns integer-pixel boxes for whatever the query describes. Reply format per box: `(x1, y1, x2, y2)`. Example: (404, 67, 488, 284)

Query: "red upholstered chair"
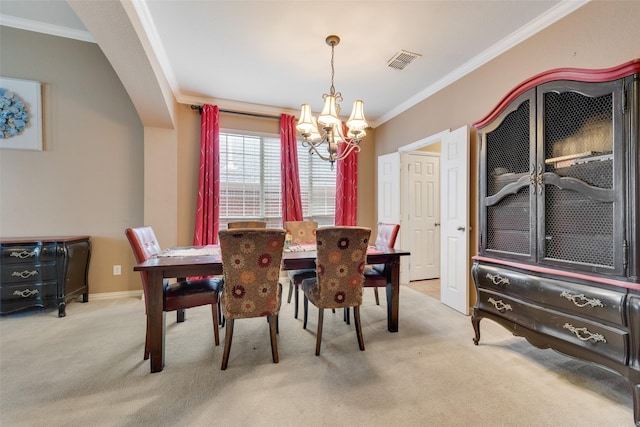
(301, 226, 371, 355)
(125, 226, 221, 361)
(366, 223, 400, 305)
(218, 228, 286, 370)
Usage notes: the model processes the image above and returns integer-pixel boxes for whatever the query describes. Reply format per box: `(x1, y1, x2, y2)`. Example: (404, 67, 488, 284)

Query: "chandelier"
(296, 35, 368, 168)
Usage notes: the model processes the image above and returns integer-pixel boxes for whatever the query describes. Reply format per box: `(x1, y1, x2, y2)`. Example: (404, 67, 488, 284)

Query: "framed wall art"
(0, 77, 42, 151)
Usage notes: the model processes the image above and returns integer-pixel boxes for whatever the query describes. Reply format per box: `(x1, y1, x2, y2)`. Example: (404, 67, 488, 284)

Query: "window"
(219, 132, 336, 229)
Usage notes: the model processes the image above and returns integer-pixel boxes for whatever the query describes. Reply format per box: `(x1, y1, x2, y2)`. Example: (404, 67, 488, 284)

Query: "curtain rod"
(190, 105, 281, 120)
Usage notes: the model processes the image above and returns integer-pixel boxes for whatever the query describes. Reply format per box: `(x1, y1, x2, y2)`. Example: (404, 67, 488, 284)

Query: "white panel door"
(440, 126, 470, 315)
(405, 152, 440, 280)
(377, 152, 408, 284)
(377, 152, 401, 224)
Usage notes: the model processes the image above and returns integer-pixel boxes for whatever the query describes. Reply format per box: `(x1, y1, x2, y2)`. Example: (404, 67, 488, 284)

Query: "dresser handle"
(11, 270, 38, 279)
(560, 291, 604, 308)
(488, 297, 512, 312)
(10, 250, 37, 259)
(13, 289, 39, 298)
(486, 273, 510, 286)
(563, 323, 606, 343)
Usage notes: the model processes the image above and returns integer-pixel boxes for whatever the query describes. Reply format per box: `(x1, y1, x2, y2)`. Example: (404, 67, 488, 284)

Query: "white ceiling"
(0, 0, 588, 127)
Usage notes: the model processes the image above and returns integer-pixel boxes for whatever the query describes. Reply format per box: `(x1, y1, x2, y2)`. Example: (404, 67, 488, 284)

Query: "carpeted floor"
(0, 285, 634, 427)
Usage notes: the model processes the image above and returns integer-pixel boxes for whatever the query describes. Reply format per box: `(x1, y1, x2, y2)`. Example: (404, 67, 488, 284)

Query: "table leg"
(386, 258, 400, 332)
(147, 270, 165, 373)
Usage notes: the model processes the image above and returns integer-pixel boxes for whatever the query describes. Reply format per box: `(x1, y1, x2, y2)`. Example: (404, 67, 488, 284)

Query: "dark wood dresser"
(472, 59, 640, 425)
(0, 236, 91, 317)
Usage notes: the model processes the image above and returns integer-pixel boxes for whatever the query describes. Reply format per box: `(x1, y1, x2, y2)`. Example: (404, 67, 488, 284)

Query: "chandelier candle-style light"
(296, 35, 368, 168)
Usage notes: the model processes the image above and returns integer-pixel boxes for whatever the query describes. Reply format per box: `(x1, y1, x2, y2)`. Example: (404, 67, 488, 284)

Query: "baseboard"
(88, 290, 143, 301)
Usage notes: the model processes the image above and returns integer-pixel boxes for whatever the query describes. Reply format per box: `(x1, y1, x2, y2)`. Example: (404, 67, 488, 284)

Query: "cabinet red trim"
(474, 58, 640, 130)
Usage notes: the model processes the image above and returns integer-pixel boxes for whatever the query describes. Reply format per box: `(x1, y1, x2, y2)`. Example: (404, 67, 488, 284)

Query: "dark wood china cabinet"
(471, 59, 640, 426)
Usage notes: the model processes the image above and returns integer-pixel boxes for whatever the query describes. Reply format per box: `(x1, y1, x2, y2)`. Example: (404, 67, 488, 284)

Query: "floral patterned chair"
(218, 228, 286, 370)
(227, 221, 267, 229)
(284, 220, 318, 318)
(301, 226, 371, 355)
(125, 226, 221, 361)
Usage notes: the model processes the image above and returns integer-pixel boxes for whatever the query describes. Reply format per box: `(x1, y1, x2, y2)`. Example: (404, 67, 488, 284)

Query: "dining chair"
(125, 226, 221, 361)
(344, 223, 400, 324)
(366, 223, 400, 304)
(218, 228, 286, 370)
(284, 220, 318, 319)
(301, 226, 371, 355)
(227, 221, 267, 229)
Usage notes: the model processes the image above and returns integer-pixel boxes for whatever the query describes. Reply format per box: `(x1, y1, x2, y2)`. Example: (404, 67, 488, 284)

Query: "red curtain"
(280, 114, 303, 226)
(193, 104, 220, 245)
(335, 122, 358, 226)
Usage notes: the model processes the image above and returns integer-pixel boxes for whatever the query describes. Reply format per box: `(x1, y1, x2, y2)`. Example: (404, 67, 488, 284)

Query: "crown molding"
(375, 0, 590, 126)
(0, 14, 95, 43)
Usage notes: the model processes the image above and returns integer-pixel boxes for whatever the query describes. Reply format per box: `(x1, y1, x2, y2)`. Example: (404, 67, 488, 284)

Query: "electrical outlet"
(113, 265, 122, 275)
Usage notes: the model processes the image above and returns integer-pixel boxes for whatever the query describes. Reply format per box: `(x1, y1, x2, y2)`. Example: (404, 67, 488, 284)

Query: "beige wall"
(0, 26, 144, 295)
(375, 1, 640, 306)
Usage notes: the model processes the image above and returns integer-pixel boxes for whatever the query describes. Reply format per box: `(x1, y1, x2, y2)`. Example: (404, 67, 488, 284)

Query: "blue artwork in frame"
(0, 77, 42, 151)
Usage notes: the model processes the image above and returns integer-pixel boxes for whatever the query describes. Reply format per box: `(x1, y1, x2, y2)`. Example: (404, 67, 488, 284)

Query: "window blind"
(219, 132, 336, 229)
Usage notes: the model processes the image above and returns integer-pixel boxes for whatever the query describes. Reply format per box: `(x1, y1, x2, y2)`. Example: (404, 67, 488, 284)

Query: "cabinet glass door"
(537, 79, 624, 275)
(482, 90, 536, 259)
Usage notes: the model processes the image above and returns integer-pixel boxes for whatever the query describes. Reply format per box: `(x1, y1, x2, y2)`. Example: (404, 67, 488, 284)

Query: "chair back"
(218, 228, 286, 319)
(375, 223, 400, 248)
(227, 221, 267, 229)
(314, 226, 371, 308)
(285, 221, 318, 244)
(370, 223, 400, 275)
(125, 226, 162, 311)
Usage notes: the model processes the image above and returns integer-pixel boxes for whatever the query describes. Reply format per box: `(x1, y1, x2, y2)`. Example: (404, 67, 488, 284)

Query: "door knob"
(434, 223, 440, 227)
(457, 226, 466, 231)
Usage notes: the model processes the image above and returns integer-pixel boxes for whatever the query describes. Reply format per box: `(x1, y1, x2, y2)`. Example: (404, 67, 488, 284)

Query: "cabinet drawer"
(1, 243, 56, 265)
(0, 263, 58, 284)
(475, 264, 625, 326)
(0, 281, 57, 314)
(534, 308, 628, 366)
(477, 290, 536, 330)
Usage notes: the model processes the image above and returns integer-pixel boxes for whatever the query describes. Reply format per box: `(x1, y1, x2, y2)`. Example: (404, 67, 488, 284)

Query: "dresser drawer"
(0, 263, 58, 284)
(534, 308, 628, 366)
(475, 264, 626, 326)
(477, 289, 536, 330)
(0, 281, 57, 314)
(1, 243, 57, 265)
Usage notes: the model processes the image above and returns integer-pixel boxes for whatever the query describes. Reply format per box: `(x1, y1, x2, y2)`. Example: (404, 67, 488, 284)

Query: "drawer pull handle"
(11, 270, 38, 279)
(563, 323, 606, 343)
(488, 297, 512, 312)
(10, 250, 37, 259)
(486, 273, 510, 286)
(560, 291, 604, 308)
(13, 289, 39, 298)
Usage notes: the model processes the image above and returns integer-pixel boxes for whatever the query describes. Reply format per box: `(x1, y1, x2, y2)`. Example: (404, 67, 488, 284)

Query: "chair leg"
(374, 287, 380, 305)
(218, 299, 225, 328)
(177, 309, 185, 323)
(344, 307, 350, 324)
(315, 308, 324, 356)
(221, 319, 235, 370)
(211, 303, 220, 346)
(303, 295, 309, 329)
(269, 315, 279, 363)
(294, 283, 299, 319)
(354, 306, 365, 351)
(287, 281, 293, 303)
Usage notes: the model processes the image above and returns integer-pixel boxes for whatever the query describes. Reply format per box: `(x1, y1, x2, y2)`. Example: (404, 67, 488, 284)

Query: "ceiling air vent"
(387, 50, 421, 71)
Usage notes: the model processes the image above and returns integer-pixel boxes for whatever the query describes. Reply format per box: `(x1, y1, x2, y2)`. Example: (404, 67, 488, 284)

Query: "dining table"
(134, 244, 410, 373)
